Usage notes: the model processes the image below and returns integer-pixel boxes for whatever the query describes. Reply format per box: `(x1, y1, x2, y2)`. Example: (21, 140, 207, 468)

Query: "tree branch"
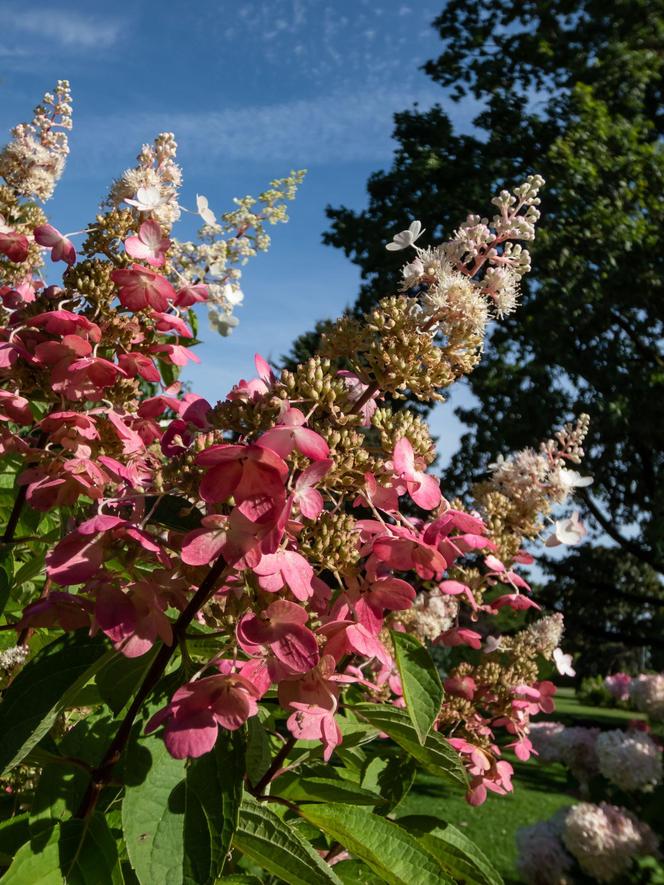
(1, 431, 47, 544)
(250, 735, 296, 796)
(75, 554, 232, 819)
(579, 490, 663, 574)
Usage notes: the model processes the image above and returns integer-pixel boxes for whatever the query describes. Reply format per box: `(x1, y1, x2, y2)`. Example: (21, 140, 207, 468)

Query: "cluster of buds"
(473, 415, 592, 561)
(0, 81, 72, 202)
(0, 84, 590, 808)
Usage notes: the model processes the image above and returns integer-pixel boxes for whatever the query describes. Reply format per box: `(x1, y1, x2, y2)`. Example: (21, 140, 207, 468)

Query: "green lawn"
(398, 758, 574, 883)
(549, 686, 647, 728)
(400, 689, 636, 883)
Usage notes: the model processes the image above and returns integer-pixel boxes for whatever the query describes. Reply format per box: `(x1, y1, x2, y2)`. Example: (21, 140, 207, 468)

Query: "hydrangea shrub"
(0, 84, 592, 884)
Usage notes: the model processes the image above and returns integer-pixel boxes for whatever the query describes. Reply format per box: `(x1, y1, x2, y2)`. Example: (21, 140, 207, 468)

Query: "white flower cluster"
(516, 812, 573, 885)
(0, 645, 28, 674)
(596, 729, 663, 792)
(413, 251, 490, 337)
(487, 415, 592, 545)
(0, 80, 72, 201)
(563, 802, 659, 882)
(527, 613, 565, 659)
(630, 674, 664, 722)
(528, 721, 567, 763)
(388, 176, 545, 336)
(530, 720, 662, 795)
(107, 132, 182, 228)
(529, 722, 600, 785)
(170, 171, 305, 335)
(398, 587, 458, 644)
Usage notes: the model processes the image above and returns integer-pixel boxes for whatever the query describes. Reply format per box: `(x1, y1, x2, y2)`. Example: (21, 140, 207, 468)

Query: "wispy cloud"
(200, 0, 442, 88)
(6, 8, 122, 49)
(70, 85, 477, 175)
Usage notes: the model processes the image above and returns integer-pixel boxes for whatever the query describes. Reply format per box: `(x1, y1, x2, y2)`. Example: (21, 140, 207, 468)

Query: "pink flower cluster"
(604, 672, 632, 702)
(0, 171, 563, 807)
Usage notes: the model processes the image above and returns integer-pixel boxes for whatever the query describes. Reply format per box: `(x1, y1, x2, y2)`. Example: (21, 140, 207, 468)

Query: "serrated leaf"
(272, 773, 384, 805)
(122, 736, 186, 885)
(0, 631, 111, 775)
(397, 816, 503, 885)
(351, 704, 467, 790)
(298, 804, 453, 885)
(183, 729, 245, 883)
(333, 859, 387, 885)
(391, 631, 443, 744)
(217, 877, 262, 884)
(233, 793, 342, 885)
(361, 750, 416, 814)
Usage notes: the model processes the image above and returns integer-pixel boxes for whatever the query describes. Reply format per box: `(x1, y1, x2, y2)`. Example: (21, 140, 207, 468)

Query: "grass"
(400, 689, 637, 883)
(397, 758, 573, 883)
(549, 686, 647, 728)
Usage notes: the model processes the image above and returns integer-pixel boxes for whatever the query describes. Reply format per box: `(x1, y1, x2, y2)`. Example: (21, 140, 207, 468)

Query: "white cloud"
(8, 8, 121, 49)
(70, 85, 476, 174)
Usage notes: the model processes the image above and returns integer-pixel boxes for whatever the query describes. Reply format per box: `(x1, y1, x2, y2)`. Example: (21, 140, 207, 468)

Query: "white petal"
(196, 194, 216, 225)
(223, 282, 244, 305)
(402, 257, 425, 278)
(553, 647, 575, 677)
(125, 185, 163, 211)
(559, 468, 593, 489)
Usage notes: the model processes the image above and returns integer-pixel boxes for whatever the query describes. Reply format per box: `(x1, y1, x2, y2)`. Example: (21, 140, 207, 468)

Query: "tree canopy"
(286, 0, 664, 666)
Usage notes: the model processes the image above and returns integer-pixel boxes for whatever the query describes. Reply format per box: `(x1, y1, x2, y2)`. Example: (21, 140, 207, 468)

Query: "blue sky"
(0, 0, 481, 466)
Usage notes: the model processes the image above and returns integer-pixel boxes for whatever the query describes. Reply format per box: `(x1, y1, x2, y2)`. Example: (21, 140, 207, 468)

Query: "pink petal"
(272, 624, 320, 673)
(164, 712, 218, 759)
(296, 487, 324, 519)
(408, 473, 441, 510)
(393, 437, 415, 475)
(254, 354, 274, 384)
(182, 526, 227, 566)
(281, 551, 315, 601)
(293, 427, 330, 460)
(199, 461, 242, 503)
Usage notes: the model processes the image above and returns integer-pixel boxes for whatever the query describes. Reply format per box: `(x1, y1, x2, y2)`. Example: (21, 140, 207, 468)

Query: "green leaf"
(96, 647, 159, 714)
(0, 547, 14, 616)
(244, 717, 272, 789)
(31, 711, 117, 829)
(122, 736, 186, 885)
(0, 812, 29, 862)
(216, 877, 262, 884)
(390, 631, 443, 744)
(361, 750, 417, 813)
(272, 773, 384, 806)
(233, 794, 342, 885)
(351, 704, 467, 790)
(333, 859, 387, 885)
(3, 816, 118, 884)
(145, 495, 202, 532)
(12, 552, 46, 589)
(0, 632, 111, 775)
(397, 816, 503, 885)
(183, 729, 245, 883)
(298, 804, 452, 885)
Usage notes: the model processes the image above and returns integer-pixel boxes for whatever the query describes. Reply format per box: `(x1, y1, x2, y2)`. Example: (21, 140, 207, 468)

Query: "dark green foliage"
(286, 0, 664, 667)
